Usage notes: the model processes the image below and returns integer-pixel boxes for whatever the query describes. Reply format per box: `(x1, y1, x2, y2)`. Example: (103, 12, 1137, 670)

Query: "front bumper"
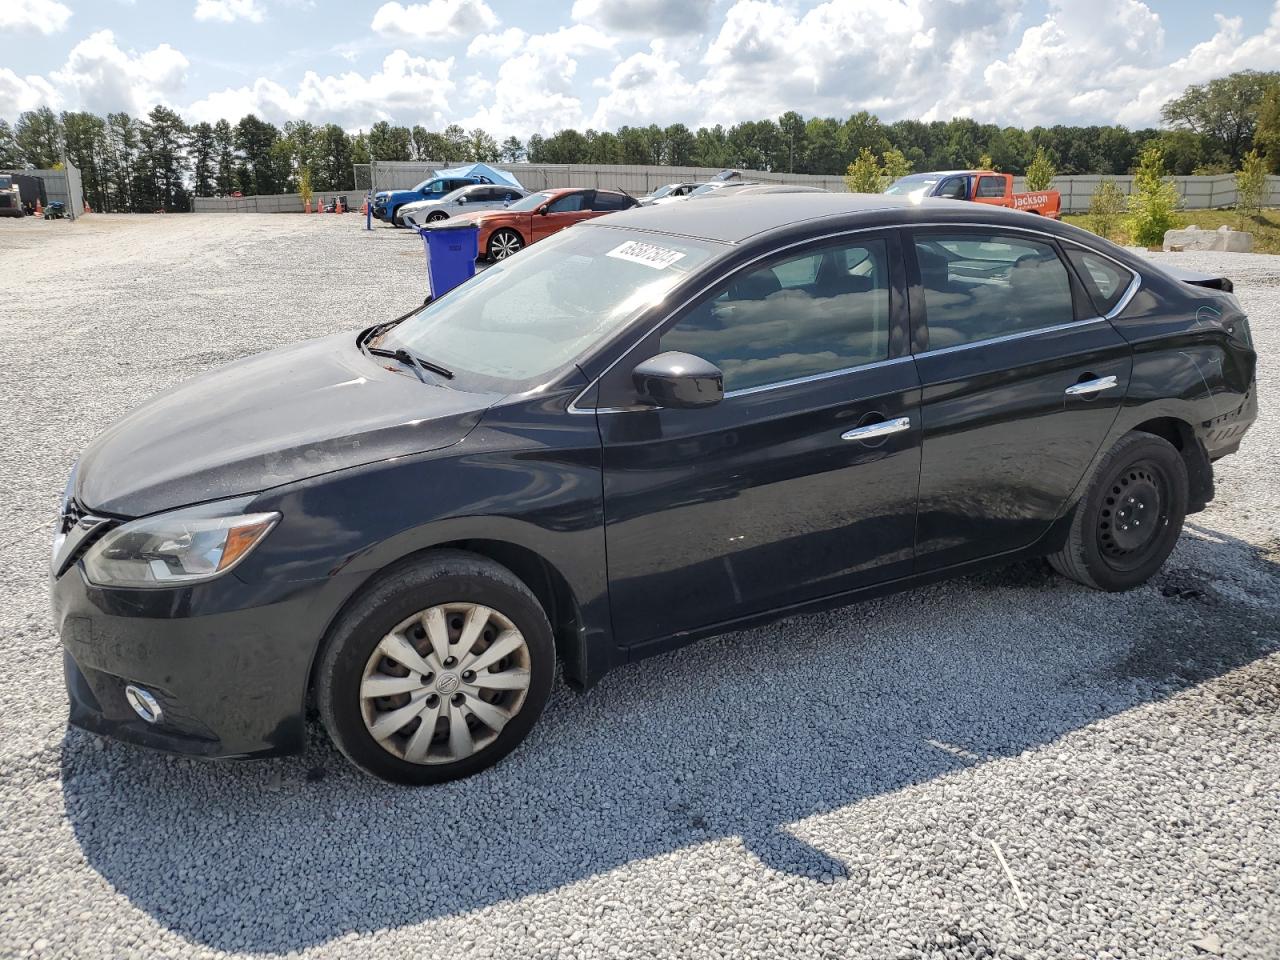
(52, 560, 358, 759)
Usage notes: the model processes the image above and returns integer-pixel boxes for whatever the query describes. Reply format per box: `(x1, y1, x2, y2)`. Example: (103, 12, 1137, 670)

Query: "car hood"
(76, 332, 499, 517)
(449, 209, 524, 226)
(401, 197, 443, 212)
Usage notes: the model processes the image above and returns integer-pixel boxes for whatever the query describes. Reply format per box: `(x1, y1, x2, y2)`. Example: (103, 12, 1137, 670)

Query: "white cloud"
(193, 0, 266, 23)
(185, 49, 456, 129)
(6, 0, 1280, 140)
(11, 0, 72, 34)
(459, 25, 617, 137)
(591, 44, 698, 129)
(49, 30, 188, 117)
(571, 0, 714, 36)
(466, 27, 527, 60)
(371, 0, 499, 40)
(0, 69, 61, 114)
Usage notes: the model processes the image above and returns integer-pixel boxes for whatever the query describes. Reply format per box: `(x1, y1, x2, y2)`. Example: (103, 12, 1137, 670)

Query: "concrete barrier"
(1162, 225, 1254, 253)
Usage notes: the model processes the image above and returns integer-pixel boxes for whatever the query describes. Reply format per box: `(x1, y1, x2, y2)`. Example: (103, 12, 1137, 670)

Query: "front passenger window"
(662, 239, 891, 392)
(914, 234, 1075, 349)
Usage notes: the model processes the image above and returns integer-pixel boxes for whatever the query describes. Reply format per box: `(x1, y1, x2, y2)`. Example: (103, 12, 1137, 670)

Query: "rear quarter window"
(1065, 247, 1133, 316)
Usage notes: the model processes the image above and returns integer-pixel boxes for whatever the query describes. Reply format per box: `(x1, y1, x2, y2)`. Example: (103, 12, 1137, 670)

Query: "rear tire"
(315, 550, 555, 785)
(1048, 433, 1188, 591)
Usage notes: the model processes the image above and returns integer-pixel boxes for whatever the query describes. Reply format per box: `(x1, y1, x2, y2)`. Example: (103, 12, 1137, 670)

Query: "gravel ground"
(0, 214, 1277, 960)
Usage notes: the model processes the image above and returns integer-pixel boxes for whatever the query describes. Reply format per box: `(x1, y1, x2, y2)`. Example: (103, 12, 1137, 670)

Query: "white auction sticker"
(606, 240, 686, 270)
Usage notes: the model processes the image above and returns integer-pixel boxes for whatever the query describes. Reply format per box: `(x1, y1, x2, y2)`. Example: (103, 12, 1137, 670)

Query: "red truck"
(885, 170, 1061, 219)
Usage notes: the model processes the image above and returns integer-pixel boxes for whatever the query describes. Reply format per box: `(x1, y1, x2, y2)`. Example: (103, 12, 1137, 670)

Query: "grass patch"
(1063, 208, 1280, 254)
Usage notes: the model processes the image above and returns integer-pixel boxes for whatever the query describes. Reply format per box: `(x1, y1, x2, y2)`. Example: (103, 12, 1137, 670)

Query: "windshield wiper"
(358, 303, 428, 348)
(365, 345, 454, 381)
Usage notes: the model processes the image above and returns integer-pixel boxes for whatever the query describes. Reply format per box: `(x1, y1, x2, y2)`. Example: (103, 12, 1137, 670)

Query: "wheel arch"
(1128, 415, 1213, 511)
(307, 536, 593, 706)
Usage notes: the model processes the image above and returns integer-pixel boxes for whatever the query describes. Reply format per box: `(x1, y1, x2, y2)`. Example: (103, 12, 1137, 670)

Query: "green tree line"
(2, 70, 1277, 213)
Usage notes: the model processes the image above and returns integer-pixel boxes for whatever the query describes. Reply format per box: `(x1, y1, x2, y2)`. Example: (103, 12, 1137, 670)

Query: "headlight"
(82, 498, 280, 588)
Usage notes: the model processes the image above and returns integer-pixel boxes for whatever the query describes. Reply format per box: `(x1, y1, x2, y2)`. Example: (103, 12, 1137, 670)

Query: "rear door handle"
(841, 417, 911, 442)
(1065, 375, 1118, 397)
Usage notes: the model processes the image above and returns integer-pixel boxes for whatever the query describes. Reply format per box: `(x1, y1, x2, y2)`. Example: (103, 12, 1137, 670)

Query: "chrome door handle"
(841, 417, 911, 441)
(1065, 375, 1118, 397)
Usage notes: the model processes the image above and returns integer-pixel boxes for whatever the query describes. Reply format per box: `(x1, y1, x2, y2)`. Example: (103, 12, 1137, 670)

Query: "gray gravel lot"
(0, 214, 1277, 960)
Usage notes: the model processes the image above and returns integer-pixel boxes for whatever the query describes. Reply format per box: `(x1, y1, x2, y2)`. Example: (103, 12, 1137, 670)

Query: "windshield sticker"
(606, 240, 687, 270)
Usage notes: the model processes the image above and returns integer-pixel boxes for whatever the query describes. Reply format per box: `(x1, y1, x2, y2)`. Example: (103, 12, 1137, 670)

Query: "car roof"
(585, 192, 1062, 244)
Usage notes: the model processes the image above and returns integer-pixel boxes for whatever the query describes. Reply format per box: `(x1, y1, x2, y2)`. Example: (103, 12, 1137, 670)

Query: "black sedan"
(51, 194, 1258, 784)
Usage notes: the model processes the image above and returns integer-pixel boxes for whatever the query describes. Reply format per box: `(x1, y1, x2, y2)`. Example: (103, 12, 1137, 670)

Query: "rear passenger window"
(663, 238, 891, 392)
(1065, 247, 1132, 316)
(592, 192, 633, 211)
(913, 233, 1075, 349)
(975, 177, 1004, 199)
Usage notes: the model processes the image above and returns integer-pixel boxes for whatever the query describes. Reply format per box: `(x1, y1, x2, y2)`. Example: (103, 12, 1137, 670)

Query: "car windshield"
(377, 227, 720, 391)
(648, 184, 678, 200)
(503, 191, 557, 212)
(884, 174, 941, 195)
(688, 182, 725, 197)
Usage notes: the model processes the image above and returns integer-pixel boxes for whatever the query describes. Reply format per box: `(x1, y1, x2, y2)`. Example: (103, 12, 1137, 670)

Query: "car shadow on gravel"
(60, 523, 1280, 954)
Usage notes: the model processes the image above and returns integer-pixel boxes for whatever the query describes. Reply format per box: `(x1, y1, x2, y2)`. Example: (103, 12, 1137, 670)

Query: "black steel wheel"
(1048, 432, 1188, 591)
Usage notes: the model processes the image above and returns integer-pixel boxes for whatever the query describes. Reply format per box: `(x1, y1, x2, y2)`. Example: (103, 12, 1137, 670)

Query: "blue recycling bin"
(420, 220, 479, 298)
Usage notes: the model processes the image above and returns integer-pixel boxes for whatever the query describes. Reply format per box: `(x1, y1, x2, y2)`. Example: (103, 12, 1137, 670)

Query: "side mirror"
(456, 196, 467, 204)
(537, 204, 549, 216)
(632, 352, 723, 409)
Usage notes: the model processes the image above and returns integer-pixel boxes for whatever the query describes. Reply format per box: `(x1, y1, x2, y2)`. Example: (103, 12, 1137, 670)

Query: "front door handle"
(1065, 375, 1119, 397)
(841, 417, 911, 442)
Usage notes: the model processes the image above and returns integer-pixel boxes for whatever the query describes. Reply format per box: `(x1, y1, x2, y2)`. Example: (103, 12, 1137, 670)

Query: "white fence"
(369, 160, 848, 195)
(194, 163, 1280, 215)
(192, 190, 358, 213)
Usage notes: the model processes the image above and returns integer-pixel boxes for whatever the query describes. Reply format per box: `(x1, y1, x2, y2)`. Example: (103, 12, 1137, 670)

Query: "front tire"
(1048, 432, 1188, 591)
(426, 211, 448, 223)
(488, 229, 524, 261)
(315, 551, 555, 785)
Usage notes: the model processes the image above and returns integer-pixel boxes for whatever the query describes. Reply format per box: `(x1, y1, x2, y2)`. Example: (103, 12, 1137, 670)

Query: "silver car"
(400, 183, 527, 229)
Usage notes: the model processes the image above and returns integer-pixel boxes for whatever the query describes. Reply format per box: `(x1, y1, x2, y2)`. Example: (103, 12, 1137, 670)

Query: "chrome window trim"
(724, 355, 914, 399)
(1057, 237, 1142, 319)
(568, 219, 1133, 415)
(911, 317, 1106, 359)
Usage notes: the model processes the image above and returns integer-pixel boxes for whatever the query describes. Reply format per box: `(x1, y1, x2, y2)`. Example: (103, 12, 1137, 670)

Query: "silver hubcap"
(360, 603, 532, 765)
(492, 232, 521, 259)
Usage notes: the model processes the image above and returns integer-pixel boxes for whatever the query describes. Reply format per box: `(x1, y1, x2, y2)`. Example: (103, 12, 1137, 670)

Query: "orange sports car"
(449, 187, 638, 261)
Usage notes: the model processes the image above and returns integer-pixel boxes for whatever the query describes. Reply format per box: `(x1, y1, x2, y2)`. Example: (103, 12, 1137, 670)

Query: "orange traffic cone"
(35, 198, 43, 217)
(304, 198, 310, 214)
(84, 201, 91, 213)
(361, 198, 368, 215)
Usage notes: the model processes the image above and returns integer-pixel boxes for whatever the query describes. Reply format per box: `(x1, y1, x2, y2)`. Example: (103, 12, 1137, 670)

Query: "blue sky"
(4, 0, 1280, 137)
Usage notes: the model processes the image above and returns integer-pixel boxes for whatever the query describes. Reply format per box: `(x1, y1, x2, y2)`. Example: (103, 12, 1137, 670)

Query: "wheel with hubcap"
(488, 229, 523, 261)
(316, 551, 554, 784)
(1048, 432, 1188, 591)
(426, 210, 448, 223)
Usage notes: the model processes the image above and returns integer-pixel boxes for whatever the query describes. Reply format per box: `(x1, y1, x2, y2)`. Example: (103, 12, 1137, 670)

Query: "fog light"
(124, 684, 162, 724)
